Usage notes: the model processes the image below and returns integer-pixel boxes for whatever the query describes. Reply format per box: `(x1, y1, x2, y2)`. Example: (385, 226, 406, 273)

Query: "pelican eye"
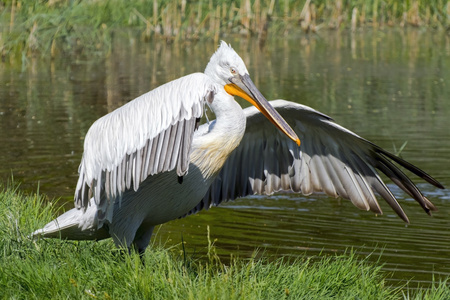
(230, 67, 237, 75)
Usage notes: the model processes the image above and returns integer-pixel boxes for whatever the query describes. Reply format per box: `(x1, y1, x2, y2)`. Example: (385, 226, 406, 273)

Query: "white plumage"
(74, 73, 212, 225)
(33, 42, 443, 254)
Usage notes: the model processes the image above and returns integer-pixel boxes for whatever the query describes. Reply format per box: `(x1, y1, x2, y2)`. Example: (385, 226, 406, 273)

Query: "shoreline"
(1, 183, 449, 298)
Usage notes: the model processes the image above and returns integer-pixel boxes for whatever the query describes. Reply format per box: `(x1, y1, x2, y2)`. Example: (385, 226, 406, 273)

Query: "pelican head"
(205, 41, 301, 146)
(204, 41, 249, 85)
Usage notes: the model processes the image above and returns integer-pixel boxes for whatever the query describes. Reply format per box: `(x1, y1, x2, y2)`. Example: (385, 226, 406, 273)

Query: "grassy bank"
(1, 0, 449, 59)
(0, 183, 449, 299)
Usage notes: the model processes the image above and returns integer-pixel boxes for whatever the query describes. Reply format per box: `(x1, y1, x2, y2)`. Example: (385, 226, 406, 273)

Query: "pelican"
(33, 41, 444, 254)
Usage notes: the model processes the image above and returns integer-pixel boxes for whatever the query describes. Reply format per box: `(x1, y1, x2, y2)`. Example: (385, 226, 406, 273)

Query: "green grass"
(1, 0, 449, 60)
(1, 182, 449, 299)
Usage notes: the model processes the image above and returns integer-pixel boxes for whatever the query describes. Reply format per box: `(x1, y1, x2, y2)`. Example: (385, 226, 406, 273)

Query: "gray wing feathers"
(187, 100, 441, 221)
(74, 73, 214, 220)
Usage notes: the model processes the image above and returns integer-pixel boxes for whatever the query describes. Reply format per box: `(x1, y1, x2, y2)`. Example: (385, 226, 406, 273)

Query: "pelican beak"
(224, 74, 301, 146)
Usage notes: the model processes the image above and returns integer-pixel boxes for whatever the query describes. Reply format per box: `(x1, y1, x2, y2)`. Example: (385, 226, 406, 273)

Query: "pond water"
(1, 29, 450, 287)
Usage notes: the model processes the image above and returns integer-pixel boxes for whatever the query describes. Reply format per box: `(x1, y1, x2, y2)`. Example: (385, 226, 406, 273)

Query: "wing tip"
(374, 146, 445, 190)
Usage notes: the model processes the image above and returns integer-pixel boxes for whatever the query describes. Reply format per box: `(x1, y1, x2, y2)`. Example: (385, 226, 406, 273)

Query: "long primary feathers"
(189, 100, 442, 222)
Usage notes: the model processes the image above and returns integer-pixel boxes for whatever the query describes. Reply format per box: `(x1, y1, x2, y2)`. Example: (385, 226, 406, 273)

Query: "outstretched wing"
(188, 100, 443, 222)
(75, 73, 217, 221)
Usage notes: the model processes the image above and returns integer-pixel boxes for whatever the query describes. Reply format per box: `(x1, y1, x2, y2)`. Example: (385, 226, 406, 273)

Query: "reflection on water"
(1, 30, 450, 287)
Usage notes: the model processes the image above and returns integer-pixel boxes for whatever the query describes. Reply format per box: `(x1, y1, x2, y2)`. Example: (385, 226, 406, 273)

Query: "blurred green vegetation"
(1, 0, 449, 58)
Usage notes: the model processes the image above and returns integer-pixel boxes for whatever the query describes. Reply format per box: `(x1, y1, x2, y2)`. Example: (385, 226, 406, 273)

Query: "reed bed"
(1, 0, 449, 58)
(1, 182, 449, 298)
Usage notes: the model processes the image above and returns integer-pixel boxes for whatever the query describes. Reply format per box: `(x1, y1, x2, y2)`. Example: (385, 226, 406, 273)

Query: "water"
(1, 30, 450, 287)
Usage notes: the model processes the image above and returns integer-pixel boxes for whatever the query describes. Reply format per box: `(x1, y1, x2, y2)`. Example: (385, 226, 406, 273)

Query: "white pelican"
(33, 41, 443, 254)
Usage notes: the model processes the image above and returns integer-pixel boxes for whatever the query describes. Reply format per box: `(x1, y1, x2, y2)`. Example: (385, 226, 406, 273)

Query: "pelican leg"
(132, 225, 155, 256)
